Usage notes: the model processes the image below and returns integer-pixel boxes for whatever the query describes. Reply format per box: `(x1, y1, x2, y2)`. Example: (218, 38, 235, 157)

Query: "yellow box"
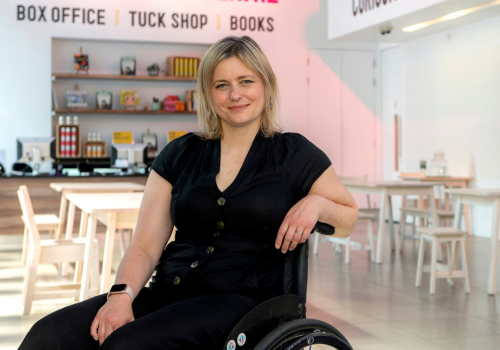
(168, 131, 187, 142)
(113, 131, 133, 144)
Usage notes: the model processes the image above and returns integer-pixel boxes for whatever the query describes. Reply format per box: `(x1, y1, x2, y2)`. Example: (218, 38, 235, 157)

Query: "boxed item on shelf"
(166, 56, 200, 78)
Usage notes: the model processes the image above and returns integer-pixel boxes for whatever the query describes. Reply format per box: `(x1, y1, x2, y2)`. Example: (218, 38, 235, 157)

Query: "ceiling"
(332, 0, 500, 42)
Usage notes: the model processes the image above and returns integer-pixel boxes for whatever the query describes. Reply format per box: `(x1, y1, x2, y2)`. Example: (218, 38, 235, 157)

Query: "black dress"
(19, 131, 331, 350)
(150, 131, 332, 301)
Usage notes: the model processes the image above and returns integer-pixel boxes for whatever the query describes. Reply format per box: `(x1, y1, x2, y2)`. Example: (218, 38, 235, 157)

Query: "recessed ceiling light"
(403, 0, 500, 32)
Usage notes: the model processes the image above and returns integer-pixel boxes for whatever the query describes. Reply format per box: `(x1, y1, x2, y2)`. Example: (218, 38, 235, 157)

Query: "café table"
(50, 182, 146, 239)
(65, 192, 143, 300)
(401, 175, 473, 233)
(445, 188, 500, 295)
(342, 181, 443, 264)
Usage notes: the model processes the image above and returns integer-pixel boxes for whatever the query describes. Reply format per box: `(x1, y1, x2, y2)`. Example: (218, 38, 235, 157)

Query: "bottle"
(66, 116, 71, 125)
(61, 127, 67, 157)
(97, 145, 102, 158)
(92, 132, 97, 142)
(58, 116, 64, 125)
(97, 133, 102, 141)
(431, 150, 447, 176)
(73, 116, 79, 125)
(71, 127, 77, 157)
(92, 145, 97, 157)
(87, 145, 92, 157)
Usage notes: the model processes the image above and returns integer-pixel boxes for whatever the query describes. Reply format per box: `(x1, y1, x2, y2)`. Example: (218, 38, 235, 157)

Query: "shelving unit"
(52, 108, 196, 115)
(52, 73, 197, 82)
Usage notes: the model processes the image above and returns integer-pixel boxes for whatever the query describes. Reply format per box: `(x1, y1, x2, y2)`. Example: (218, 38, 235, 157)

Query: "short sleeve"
(151, 133, 201, 186)
(284, 133, 332, 198)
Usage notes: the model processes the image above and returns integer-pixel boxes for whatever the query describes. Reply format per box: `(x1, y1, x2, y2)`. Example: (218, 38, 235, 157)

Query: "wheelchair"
(223, 223, 353, 350)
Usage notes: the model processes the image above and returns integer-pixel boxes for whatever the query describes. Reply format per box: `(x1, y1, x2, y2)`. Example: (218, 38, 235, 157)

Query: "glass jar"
(430, 150, 447, 176)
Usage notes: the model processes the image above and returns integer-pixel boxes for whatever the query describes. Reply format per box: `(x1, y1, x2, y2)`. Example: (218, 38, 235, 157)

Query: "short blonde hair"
(195, 36, 282, 139)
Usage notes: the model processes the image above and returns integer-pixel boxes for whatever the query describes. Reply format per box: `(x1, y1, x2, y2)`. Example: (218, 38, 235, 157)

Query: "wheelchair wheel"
(253, 318, 352, 350)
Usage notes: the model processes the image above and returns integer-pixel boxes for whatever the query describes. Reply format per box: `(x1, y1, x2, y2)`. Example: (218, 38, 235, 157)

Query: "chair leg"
(345, 236, 350, 264)
(22, 226, 29, 266)
(399, 212, 407, 252)
(119, 229, 126, 257)
(22, 249, 39, 315)
(430, 238, 438, 294)
(416, 236, 425, 287)
(313, 232, 320, 255)
(366, 219, 375, 262)
(460, 237, 471, 294)
(446, 241, 454, 286)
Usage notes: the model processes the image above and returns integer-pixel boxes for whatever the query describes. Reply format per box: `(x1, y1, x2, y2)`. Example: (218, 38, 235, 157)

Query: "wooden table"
(445, 188, 500, 295)
(50, 182, 145, 239)
(343, 181, 442, 264)
(401, 176, 473, 233)
(65, 192, 143, 300)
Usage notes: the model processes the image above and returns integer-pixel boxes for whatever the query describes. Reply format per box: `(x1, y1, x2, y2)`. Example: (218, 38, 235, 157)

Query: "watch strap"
(108, 284, 135, 302)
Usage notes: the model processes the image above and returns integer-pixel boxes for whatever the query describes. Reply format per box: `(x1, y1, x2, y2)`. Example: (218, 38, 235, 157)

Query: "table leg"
(56, 192, 68, 239)
(375, 190, 388, 264)
(418, 195, 425, 228)
(387, 195, 395, 251)
(100, 213, 117, 294)
(80, 214, 97, 301)
(74, 211, 89, 286)
(488, 200, 500, 295)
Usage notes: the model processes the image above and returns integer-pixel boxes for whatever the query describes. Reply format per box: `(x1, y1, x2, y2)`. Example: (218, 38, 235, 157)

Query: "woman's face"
(211, 56, 265, 130)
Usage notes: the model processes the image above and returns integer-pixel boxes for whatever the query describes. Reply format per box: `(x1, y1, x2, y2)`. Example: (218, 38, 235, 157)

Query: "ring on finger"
(295, 231, 303, 236)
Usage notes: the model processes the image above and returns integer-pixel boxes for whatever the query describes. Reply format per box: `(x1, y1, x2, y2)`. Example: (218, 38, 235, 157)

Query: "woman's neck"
(220, 120, 260, 153)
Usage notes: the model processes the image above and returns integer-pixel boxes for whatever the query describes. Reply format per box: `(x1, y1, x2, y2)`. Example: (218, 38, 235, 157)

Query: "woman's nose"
(230, 86, 242, 101)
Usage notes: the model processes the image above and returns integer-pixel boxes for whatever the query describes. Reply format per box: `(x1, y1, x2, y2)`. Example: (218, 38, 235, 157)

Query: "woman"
(20, 36, 358, 350)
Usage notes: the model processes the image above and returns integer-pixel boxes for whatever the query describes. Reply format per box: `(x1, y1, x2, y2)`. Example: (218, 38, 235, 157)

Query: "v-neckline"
(214, 133, 260, 195)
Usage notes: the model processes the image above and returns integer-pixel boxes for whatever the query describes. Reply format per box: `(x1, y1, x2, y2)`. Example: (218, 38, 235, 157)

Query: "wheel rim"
(267, 328, 351, 350)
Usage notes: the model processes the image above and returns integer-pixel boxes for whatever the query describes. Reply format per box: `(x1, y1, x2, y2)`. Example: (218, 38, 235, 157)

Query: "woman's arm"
(90, 170, 173, 344)
(275, 166, 358, 253)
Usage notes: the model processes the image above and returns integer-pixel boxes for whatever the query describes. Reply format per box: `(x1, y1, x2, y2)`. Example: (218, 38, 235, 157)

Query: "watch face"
(110, 284, 127, 293)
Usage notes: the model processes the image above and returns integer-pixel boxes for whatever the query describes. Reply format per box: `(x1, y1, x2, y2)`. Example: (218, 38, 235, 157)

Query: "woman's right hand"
(90, 294, 135, 345)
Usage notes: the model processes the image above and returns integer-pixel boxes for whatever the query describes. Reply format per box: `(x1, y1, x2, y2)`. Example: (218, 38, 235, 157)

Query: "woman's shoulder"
(269, 132, 313, 152)
(167, 132, 205, 149)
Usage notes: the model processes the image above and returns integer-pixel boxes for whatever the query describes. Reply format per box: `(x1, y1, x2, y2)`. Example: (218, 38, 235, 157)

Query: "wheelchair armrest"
(312, 222, 335, 236)
(223, 294, 305, 350)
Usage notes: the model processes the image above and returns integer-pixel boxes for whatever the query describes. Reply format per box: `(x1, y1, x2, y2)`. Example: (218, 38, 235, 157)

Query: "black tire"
(253, 318, 353, 350)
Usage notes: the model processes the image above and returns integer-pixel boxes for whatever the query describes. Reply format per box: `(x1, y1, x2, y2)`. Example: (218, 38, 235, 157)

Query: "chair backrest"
(17, 185, 41, 247)
(338, 174, 372, 209)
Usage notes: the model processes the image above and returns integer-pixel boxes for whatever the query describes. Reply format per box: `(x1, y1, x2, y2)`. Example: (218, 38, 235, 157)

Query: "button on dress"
(150, 131, 331, 301)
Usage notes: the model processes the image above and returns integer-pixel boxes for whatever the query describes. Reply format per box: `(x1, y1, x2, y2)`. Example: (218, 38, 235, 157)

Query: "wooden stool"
(415, 227, 470, 294)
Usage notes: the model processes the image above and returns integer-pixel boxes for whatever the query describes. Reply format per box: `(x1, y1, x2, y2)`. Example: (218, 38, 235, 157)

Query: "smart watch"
(107, 284, 135, 302)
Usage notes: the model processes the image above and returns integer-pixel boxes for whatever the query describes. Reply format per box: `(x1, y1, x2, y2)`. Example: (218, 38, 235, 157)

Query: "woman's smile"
(227, 104, 250, 111)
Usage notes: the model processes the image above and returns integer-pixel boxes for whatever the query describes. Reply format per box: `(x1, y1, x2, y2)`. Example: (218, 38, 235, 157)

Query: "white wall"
(382, 15, 500, 236)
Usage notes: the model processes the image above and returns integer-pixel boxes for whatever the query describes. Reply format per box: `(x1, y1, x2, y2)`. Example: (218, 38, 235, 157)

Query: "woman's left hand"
(275, 194, 325, 254)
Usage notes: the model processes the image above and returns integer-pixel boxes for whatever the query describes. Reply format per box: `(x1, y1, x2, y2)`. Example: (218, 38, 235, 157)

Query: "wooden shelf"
(52, 109, 196, 115)
(52, 73, 197, 82)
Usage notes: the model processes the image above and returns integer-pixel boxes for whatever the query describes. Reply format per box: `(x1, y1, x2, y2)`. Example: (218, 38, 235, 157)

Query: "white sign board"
(328, 0, 448, 40)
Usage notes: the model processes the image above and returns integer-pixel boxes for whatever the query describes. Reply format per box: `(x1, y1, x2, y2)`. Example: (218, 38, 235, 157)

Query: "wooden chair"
(21, 212, 61, 266)
(313, 175, 376, 263)
(415, 227, 470, 294)
(18, 186, 100, 314)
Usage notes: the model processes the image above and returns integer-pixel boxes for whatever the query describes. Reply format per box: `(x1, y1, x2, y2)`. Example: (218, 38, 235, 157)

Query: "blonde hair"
(195, 36, 282, 139)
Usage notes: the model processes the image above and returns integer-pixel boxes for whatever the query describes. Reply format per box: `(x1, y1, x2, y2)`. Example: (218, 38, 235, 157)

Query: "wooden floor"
(1, 222, 500, 349)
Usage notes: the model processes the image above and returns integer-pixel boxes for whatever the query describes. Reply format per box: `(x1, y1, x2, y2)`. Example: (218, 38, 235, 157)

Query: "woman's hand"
(275, 194, 326, 254)
(90, 294, 135, 345)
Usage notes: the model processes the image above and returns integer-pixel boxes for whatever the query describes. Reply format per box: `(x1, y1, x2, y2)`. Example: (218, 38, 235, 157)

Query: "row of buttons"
(172, 197, 226, 286)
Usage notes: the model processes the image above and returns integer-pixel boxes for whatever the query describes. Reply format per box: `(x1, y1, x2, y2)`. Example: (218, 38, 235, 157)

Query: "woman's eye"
(216, 84, 227, 89)
(242, 80, 253, 84)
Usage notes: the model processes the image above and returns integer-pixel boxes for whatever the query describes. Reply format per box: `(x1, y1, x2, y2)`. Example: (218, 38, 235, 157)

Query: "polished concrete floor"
(1, 222, 499, 349)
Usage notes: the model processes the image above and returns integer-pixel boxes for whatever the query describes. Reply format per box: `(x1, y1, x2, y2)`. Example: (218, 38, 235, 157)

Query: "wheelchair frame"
(223, 223, 353, 350)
